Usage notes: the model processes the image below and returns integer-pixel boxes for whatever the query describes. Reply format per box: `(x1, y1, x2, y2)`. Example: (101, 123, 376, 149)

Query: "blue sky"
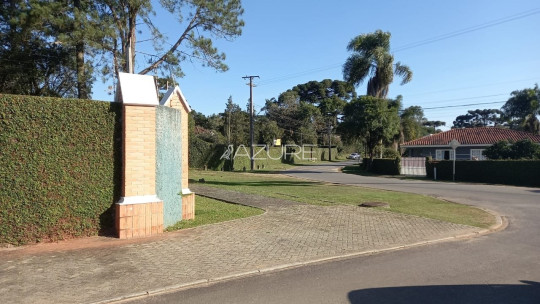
(93, 0, 540, 130)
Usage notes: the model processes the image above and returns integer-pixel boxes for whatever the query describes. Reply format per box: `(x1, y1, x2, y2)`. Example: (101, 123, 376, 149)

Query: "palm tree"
(343, 30, 412, 99)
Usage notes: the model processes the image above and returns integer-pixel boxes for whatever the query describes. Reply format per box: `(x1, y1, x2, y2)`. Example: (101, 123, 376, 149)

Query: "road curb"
(99, 166, 508, 304)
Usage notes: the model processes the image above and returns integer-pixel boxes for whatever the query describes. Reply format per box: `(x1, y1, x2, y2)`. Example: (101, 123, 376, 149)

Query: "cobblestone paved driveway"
(0, 185, 481, 304)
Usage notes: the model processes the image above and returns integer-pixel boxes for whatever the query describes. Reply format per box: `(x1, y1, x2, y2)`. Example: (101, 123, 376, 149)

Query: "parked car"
(347, 153, 360, 160)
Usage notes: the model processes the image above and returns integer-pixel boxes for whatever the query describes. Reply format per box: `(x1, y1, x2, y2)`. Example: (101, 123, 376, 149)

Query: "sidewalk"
(0, 184, 482, 304)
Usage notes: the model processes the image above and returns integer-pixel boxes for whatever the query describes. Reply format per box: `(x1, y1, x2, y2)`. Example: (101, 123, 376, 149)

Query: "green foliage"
(256, 117, 283, 146)
(189, 137, 222, 169)
(341, 96, 400, 159)
(118, 0, 245, 79)
(343, 30, 412, 98)
(193, 170, 494, 228)
(452, 109, 503, 128)
(382, 147, 401, 159)
(483, 139, 540, 160)
(165, 195, 263, 231)
(400, 106, 427, 142)
(0, 94, 122, 245)
(426, 159, 540, 187)
(265, 79, 356, 146)
(1, 1, 245, 98)
(292, 79, 356, 118)
(422, 120, 446, 134)
(0, 1, 84, 97)
(222, 96, 249, 146)
(502, 84, 540, 134)
(482, 141, 512, 159)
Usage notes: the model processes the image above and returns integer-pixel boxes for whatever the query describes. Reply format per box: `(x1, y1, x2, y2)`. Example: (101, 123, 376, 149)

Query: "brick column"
(115, 73, 163, 239)
(168, 88, 195, 220)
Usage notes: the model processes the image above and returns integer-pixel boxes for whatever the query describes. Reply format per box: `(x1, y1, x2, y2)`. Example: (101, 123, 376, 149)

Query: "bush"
(483, 139, 540, 160)
(382, 148, 401, 159)
(426, 159, 540, 187)
(188, 137, 225, 169)
(0, 94, 122, 245)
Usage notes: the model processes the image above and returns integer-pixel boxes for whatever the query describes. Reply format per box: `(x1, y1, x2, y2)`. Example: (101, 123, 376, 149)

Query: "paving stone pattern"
(0, 185, 481, 304)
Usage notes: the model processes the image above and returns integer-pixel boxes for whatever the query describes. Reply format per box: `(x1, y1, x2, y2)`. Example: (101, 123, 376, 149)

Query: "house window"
(436, 149, 454, 160)
(470, 149, 486, 160)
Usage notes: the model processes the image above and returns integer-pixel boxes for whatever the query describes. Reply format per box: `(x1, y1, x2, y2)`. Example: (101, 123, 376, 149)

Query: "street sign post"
(449, 139, 460, 182)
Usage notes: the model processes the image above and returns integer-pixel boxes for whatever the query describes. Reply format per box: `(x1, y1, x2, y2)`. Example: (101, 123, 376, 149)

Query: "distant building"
(402, 127, 540, 160)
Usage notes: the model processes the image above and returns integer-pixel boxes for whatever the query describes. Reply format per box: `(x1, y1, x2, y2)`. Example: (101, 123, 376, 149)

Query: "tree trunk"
(74, 0, 88, 99)
(76, 43, 88, 99)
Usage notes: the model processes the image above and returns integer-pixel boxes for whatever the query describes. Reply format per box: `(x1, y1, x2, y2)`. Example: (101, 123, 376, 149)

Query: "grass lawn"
(190, 170, 495, 229)
(166, 195, 264, 231)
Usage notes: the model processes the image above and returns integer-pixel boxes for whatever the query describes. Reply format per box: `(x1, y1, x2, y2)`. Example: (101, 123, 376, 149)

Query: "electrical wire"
(256, 7, 540, 86)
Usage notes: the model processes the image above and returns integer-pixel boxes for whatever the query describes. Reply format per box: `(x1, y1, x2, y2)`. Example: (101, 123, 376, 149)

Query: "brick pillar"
(115, 73, 163, 239)
(169, 90, 195, 220)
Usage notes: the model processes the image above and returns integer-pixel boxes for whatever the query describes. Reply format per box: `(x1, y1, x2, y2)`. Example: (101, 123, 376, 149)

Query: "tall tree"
(291, 79, 356, 150)
(267, 79, 355, 145)
(0, 1, 79, 97)
(255, 116, 283, 146)
(343, 30, 412, 98)
(0, 1, 112, 98)
(341, 96, 400, 162)
(221, 97, 248, 147)
(264, 91, 321, 145)
(452, 109, 504, 129)
(421, 120, 445, 135)
(400, 106, 427, 142)
(98, 0, 244, 81)
(501, 85, 540, 134)
(291, 79, 357, 105)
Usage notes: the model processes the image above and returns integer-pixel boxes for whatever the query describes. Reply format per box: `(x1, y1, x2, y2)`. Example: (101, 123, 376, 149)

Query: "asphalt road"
(127, 161, 540, 304)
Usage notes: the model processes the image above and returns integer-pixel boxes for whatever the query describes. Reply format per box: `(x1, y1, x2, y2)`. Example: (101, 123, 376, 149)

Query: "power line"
(404, 77, 540, 97)
(422, 100, 506, 110)
(256, 8, 540, 87)
(414, 93, 508, 105)
(258, 64, 341, 86)
(394, 8, 540, 52)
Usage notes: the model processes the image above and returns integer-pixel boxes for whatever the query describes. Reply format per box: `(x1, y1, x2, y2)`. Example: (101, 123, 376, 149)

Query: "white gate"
(400, 157, 426, 176)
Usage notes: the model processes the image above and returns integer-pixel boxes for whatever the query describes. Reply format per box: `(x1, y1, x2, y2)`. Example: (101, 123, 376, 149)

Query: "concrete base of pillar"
(182, 192, 195, 220)
(116, 200, 163, 239)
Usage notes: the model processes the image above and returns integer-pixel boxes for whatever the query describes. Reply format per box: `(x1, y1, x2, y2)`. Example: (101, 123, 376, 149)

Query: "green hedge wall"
(362, 158, 401, 175)
(189, 143, 340, 171)
(188, 137, 220, 169)
(426, 160, 540, 187)
(0, 94, 122, 245)
(372, 158, 401, 175)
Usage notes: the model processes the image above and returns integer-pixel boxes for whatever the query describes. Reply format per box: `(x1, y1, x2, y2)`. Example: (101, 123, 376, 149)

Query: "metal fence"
(400, 157, 426, 176)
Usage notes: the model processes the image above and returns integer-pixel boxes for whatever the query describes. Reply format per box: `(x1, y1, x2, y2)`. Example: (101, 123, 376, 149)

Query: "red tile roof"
(402, 127, 540, 147)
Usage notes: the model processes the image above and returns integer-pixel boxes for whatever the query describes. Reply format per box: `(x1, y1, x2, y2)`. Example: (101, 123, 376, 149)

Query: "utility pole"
(327, 120, 332, 161)
(242, 75, 259, 171)
(127, 36, 134, 73)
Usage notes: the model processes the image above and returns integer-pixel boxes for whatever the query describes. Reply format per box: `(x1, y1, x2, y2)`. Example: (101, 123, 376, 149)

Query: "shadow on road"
(283, 170, 326, 174)
(203, 180, 320, 187)
(348, 280, 540, 304)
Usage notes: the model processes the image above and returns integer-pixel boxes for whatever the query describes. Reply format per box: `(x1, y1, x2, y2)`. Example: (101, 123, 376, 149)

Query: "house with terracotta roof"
(402, 127, 540, 160)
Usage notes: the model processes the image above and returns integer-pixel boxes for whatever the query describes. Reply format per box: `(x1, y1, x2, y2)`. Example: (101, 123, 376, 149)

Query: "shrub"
(0, 94, 122, 245)
(483, 139, 540, 160)
(382, 148, 401, 159)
